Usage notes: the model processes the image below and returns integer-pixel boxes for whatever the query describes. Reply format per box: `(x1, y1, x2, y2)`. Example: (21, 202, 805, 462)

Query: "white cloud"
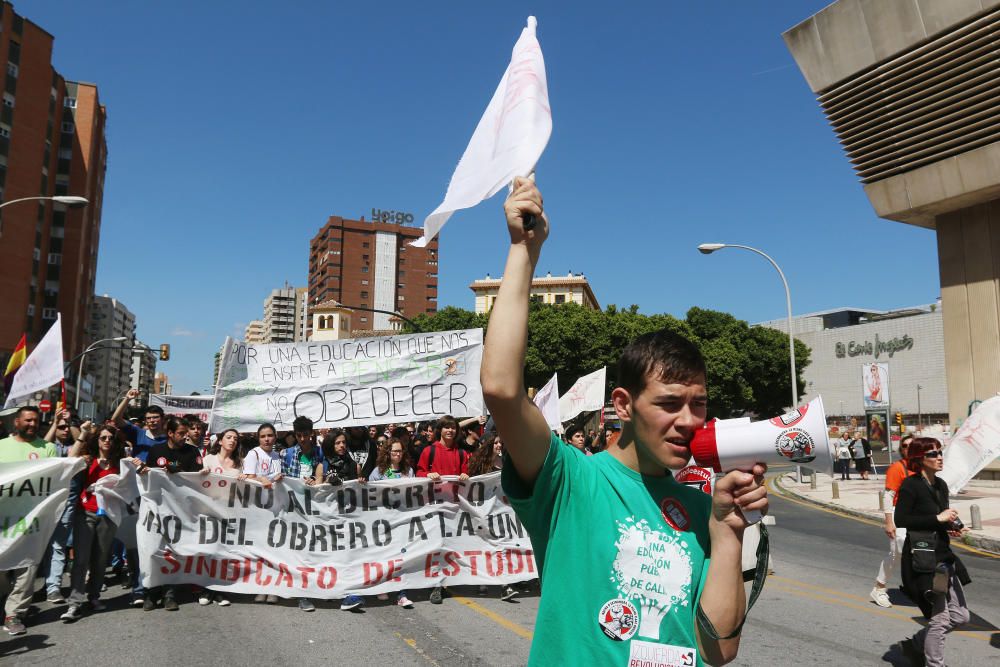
(171, 327, 198, 337)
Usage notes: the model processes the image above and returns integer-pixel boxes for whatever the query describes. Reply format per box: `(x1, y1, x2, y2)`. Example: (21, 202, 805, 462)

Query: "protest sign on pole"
(940, 395, 1000, 493)
(532, 372, 561, 433)
(559, 367, 606, 422)
(3, 314, 64, 408)
(412, 16, 551, 247)
(136, 471, 536, 596)
(0, 458, 85, 569)
(209, 329, 484, 433)
(150, 394, 215, 423)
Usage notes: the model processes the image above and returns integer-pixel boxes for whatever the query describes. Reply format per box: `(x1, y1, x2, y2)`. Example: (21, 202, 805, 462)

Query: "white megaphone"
(689, 396, 833, 522)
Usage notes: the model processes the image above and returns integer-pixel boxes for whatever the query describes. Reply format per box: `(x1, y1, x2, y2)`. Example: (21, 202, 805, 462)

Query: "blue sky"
(26, 1, 940, 393)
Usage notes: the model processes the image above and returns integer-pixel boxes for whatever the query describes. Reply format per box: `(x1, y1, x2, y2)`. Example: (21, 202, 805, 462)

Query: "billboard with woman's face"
(862, 362, 890, 409)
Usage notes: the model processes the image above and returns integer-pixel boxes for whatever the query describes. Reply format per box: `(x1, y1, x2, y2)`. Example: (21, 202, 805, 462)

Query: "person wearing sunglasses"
(894, 437, 972, 667)
(42, 410, 82, 605)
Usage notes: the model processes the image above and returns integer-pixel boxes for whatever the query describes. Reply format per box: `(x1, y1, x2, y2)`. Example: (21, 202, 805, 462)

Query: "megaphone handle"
(741, 507, 763, 525)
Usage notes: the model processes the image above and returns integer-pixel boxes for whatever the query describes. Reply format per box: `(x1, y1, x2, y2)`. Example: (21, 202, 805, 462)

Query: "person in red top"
(415, 415, 471, 480)
(870, 434, 914, 608)
(415, 415, 469, 604)
(60, 422, 127, 621)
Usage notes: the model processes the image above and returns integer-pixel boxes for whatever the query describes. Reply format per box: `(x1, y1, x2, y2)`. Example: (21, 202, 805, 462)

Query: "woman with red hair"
(893, 437, 972, 666)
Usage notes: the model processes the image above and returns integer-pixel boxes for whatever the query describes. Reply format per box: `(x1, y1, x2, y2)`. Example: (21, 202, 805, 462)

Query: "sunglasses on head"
(923, 450, 943, 458)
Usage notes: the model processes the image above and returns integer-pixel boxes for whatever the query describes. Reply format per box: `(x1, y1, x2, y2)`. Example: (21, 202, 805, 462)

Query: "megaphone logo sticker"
(598, 598, 639, 641)
(774, 428, 816, 463)
(770, 404, 809, 428)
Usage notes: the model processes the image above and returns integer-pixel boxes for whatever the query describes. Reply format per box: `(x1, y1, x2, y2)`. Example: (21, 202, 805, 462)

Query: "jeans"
(126, 548, 144, 598)
(45, 504, 76, 595)
(911, 566, 970, 667)
(67, 511, 116, 606)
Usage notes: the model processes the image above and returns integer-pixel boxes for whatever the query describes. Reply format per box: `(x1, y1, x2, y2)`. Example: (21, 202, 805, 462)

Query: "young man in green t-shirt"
(1, 406, 58, 636)
(482, 177, 768, 666)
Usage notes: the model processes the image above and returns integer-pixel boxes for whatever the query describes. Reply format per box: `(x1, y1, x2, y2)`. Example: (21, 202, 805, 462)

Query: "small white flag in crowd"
(3, 314, 64, 408)
(412, 16, 552, 247)
(940, 395, 1000, 493)
(559, 367, 607, 422)
(533, 372, 562, 433)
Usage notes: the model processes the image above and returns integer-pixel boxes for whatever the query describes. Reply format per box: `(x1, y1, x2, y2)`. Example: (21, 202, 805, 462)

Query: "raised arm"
(111, 388, 139, 427)
(480, 176, 553, 487)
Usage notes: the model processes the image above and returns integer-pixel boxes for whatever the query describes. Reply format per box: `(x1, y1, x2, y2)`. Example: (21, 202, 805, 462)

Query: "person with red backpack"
(415, 415, 469, 603)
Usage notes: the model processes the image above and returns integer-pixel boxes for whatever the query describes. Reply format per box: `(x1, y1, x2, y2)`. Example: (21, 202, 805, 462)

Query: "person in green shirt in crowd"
(481, 177, 769, 667)
(1, 405, 58, 637)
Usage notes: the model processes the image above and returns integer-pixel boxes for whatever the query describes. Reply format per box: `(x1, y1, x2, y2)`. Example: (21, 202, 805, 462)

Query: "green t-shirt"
(0, 436, 58, 463)
(503, 434, 712, 667)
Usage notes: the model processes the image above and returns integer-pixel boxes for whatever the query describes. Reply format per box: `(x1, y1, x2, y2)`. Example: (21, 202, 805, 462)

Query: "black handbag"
(909, 530, 938, 573)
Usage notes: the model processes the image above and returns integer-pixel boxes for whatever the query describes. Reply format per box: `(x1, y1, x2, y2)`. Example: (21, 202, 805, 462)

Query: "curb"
(773, 474, 1000, 557)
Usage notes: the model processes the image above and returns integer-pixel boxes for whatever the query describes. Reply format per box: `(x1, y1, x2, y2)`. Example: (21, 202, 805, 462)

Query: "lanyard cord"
(695, 523, 769, 641)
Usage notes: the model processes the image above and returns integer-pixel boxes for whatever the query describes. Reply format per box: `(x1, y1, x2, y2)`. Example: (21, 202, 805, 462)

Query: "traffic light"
(159, 344, 170, 361)
(895, 412, 904, 428)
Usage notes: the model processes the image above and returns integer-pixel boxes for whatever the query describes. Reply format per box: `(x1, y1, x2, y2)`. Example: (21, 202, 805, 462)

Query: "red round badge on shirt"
(156, 457, 167, 467)
(28, 452, 39, 460)
(660, 497, 691, 531)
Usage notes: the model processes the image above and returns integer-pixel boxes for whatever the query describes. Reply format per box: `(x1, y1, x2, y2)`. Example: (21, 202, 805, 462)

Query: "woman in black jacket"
(893, 437, 971, 667)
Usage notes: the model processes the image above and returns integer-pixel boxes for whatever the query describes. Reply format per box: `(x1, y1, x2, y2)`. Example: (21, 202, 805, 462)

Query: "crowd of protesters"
(0, 390, 608, 634)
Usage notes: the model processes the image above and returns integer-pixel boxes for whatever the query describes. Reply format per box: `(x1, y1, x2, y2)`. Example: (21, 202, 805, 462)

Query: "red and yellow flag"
(3, 333, 27, 394)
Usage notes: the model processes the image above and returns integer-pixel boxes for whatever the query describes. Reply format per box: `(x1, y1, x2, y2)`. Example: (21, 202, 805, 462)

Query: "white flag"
(559, 367, 607, 422)
(939, 395, 1000, 493)
(4, 314, 64, 408)
(533, 372, 561, 433)
(412, 16, 552, 247)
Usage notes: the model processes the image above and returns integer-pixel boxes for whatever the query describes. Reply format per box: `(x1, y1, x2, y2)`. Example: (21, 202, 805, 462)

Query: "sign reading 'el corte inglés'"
(835, 334, 913, 359)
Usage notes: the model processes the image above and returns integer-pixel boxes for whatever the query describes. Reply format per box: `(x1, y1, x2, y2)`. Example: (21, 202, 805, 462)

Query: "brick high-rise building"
(308, 216, 439, 332)
(0, 2, 108, 389)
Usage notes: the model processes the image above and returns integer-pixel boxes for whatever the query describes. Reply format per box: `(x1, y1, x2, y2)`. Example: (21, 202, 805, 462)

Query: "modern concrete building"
(758, 303, 947, 423)
(785, 0, 1000, 476)
(262, 284, 308, 343)
(0, 2, 108, 388)
(85, 295, 135, 418)
(308, 215, 439, 333)
(470, 271, 600, 314)
(244, 320, 264, 344)
(130, 340, 157, 406)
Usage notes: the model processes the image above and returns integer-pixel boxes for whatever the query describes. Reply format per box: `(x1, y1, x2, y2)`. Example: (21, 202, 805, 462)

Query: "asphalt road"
(3, 476, 998, 666)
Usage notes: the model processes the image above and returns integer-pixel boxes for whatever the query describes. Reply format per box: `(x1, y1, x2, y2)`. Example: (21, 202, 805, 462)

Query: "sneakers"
(266, 594, 278, 604)
(254, 594, 267, 603)
(298, 598, 316, 612)
(898, 637, 926, 667)
(131, 595, 145, 608)
(478, 585, 489, 596)
(60, 606, 83, 622)
(341, 595, 365, 611)
(429, 586, 443, 605)
(377, 593, 390, 601)
(47, 591, 66, 605)
(4, 615, 26, 635)
(143, 598, 157, 612)
(198, 593, 213, 606)
(869, 586, 891, 608)
(397, 594, 414, 609)
(500, 586, 518, 602)
(88, 599, 107, 612)
(216, 594, 231, 607)
(163, 597, 179, 612)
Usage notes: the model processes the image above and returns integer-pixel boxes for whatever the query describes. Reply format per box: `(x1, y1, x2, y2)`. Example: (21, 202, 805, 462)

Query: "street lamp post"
(0, 195, 88, 212)
(698, 242, 801, 481)
(340, 305, 422, 332)
(917, 384, 923, 433)
(74, 337, 129, 411)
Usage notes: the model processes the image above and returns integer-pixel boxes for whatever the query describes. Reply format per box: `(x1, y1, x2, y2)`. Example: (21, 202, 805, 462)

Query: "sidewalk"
(774, 472, 1000, 555)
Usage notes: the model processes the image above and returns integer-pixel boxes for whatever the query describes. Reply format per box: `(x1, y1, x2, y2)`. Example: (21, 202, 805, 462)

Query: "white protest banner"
(533, 372, 561, 433)
(150, 394, 214, 423)
(412, 16, 551, 247)
(209, 329, 484, 433)
(137, 471, 536, 596)
(0, 458, 85, 569)
(940, 395, 1000, 493)
(91, 460, 141, 549)
(4, 314, 64, 408)
(559, 367, 606, 422)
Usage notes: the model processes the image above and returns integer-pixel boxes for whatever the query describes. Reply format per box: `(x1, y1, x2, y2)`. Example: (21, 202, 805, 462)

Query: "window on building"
(362, 254, 369, 261)
(58, 148, 72, 160)
(397, 283, 405, 289)
(2, 94, 12, 108)
(6, 41, 18, 65)
(360, 291, 369, 299)
(362, 242, 370, 248)
(361, 266, 369, 273)
(5, 62, 16, 78)
(398, 270, 405, 277)
(361, 279, 368, 285)
(61, 121, 74, 133)
(530, 295, 542, 303)
(42, 308, 57, 320)
(63, 97, 77, 109)
(555, 294, 566, 304)
(0, 126, 9, 138)
(398, 295, 405, 301)
(360, 317, 368, 323)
